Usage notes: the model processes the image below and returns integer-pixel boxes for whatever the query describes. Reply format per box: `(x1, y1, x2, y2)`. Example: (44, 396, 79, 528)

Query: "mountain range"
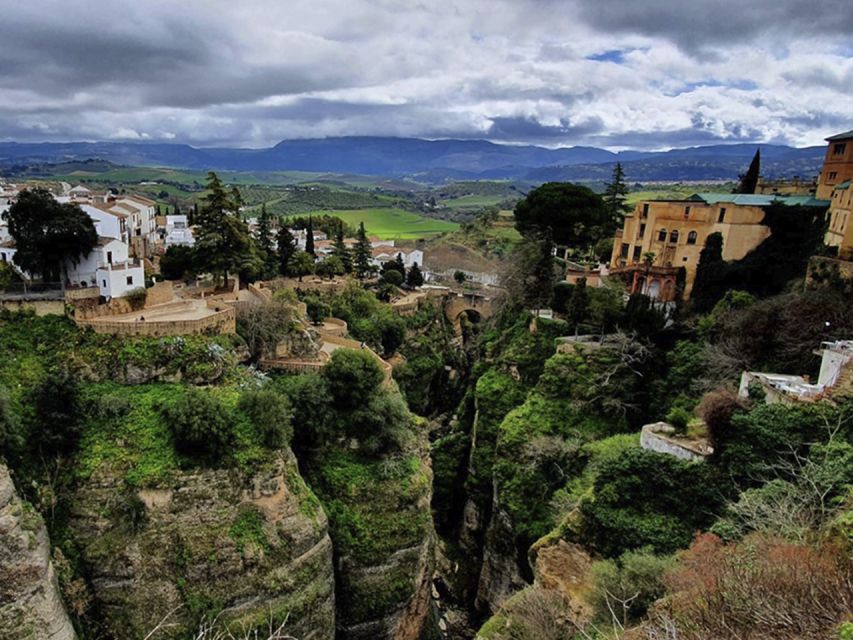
(0, 137, 826, 182)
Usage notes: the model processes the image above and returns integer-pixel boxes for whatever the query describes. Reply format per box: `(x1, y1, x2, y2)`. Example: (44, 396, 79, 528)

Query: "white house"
(165, 215, 194, 247)
(369, 247, 423, 269)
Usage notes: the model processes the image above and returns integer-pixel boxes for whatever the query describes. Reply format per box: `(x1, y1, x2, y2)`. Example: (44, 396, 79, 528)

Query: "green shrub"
(666, 406, 692, 434)
(322, 349, 384, 408)
(0, 386, 22, 459)
(162, 388, 233, 463)
(238, 388, 293, 448)
(589, 547, 674, 624)
(28, 370, 83, 455)
(125, 287, 147, 310)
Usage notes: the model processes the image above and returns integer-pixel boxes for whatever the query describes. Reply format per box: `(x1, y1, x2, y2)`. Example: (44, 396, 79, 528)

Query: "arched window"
(670, 230, 679, 243)
(687, 231, 698, 245)
(657, 228, 667, 242)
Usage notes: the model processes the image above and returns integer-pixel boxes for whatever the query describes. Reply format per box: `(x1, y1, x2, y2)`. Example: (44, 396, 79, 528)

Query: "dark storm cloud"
(575, 0, 853, 53)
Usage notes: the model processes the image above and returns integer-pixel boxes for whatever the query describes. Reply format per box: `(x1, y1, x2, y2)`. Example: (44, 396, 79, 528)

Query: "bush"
(236, 299, 295, 359)
(589, 547, 674, 625)
(322, 349, 384, 408)
(163, 388, 233, 462)
(666, 406, 692, 434)
(695, 387, 746, 447)
(0, 386, 22, 459)
(305, 295, 330, 325)
(381, 269, 403, 286)
(238, 388, 293, 448)
(28, 370, 83, 455)
(125, 287, 147, 310)
(159, 245, 196, 281)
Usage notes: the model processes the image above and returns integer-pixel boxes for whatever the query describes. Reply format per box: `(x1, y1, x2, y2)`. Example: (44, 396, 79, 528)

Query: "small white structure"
(640, 422, 713, 462)
(370, 247, 423, 269)
(165, 215, 195, 247)
(739, 340, 853, 404)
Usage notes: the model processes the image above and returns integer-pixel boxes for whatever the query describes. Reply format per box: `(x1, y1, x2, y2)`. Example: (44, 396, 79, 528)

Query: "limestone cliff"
(0, 464, 76, 640)
(67, 449, 334, 639)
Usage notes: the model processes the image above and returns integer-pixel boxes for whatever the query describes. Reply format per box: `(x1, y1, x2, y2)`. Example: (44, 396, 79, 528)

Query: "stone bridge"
(444, 289, 497, 328)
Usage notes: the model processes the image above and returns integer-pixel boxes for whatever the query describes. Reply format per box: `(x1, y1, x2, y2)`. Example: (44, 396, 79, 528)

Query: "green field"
(286, 208, 458, 240)
(442, 194, 512, 210)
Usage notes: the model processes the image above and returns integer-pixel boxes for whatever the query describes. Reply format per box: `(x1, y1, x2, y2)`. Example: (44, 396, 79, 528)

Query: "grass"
(442, 194, 510, 210)
(286, 207, 458, 239)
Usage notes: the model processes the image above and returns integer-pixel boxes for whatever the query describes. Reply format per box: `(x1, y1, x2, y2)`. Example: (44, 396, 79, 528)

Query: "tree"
(322, 349, 384, 408)
(603, 163, 631, 227)
(394, 252, 406, 275)
(514, 182, 611, 249)
(353, 222, 373, 278)
(332, 228, 352, 273)
(3, 188, 97, 284)
(291, 251, 314, 281)
(502, 231, 556, 310)
(193, 172, 252, 288)
(305, 295, 331, 325)
(28, 370, 83, 455)
(159, 245, 195, 280)
(406, 262, 424, 288)
(238, 388, 293, 448)
(453, 270, 467, 285)
(315, 255, 344, 280)
(236, 297, 295, 359)
(305, 216, 315, 257)
(691, 232, 726, 313)
(277, 225, 297, 276)
(256, 203, 278, 279)
(735, 149, 761, 194)
(0, 386, 22, 460)
(382, 268, 404, 286)
(566, 276, 588, 329)
(163, 388, 233, 463)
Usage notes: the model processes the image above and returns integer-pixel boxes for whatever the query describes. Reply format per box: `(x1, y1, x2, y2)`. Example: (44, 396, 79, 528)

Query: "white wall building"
(164, 215, 195, 247)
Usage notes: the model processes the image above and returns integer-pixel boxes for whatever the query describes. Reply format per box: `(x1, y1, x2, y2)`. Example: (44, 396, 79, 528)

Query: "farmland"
(285, 208, 458, 240)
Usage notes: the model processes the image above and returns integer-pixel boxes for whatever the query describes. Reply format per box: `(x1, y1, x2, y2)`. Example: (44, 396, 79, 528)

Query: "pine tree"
(256, 203, 277, 278)
(735, 150, 761, 194)
(406, 262, 424, 288)
(603, 163, 631, 227)
(332, 228, 352, 273)
(394, 252, 406, 275)
(305, 216, 315, 256)
(277, 226, 297, 276)
(353, 222, 373, 278)
(193, 172, 252, 288)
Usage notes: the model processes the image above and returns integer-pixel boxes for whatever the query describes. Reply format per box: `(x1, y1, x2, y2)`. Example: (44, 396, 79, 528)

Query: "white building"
(1, 194, 145, 299)
(164, 215, 195, 247)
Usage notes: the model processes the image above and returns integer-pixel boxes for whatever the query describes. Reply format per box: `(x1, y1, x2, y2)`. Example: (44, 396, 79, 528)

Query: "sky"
(0, 0, 851, 150)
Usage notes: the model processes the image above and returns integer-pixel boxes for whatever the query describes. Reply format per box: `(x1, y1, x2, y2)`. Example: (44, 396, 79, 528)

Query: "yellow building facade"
(610, 193, 829, 301)
(817, 130, 853, 259)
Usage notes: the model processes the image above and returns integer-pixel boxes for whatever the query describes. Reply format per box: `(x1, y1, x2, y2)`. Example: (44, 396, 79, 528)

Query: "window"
(102, 280, 107, 288)
(107, 251, 113, 264)
(620, 243, 629, 259)
(126, 276, 133, 285)
(687, 230, 698, 245)
(718, 207, 726, 223)
(828, 171, 838, 181)
(642, 204, 649, 218)
(632, 246, 642, 262)
(670, 229, 679, 243)
(639, 223, 646, 239)
(833, 143, 846, 155)
(683, 257, 689, 262)
(658, 228, 667, 242)
(684, 206, 691, 217)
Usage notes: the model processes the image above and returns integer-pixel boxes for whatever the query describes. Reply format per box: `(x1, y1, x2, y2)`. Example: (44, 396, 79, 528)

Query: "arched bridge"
(444, 290, 496, 329)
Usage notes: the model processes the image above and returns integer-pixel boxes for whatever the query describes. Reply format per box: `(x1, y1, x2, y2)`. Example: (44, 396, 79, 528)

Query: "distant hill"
(0, 137, 825, 182)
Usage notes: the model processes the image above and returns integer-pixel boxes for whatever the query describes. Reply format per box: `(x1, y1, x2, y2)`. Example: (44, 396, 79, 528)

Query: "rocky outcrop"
(474, 492, 526, 615)
(68, 449, 335, 640)
(0, 464, 76, 640)
(530, 537, 593, 625)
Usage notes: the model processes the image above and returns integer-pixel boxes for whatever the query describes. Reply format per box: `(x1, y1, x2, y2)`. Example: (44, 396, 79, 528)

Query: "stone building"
(609, 193, 829, 301)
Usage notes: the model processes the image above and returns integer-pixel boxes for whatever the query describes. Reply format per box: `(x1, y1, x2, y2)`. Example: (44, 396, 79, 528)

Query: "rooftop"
(687, 193, 830, 208)
(826, 130, 853, 142)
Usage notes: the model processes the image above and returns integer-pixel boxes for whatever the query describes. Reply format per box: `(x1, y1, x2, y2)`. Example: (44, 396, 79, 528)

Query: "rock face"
(474, 492, 526, 615)
(0, 464, 77, 640)
(530, 537, 594, 625)
(68, 450, 335, 640)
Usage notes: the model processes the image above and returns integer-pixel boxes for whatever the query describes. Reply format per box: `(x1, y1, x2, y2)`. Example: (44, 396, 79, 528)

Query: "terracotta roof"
(86, 203, 128, 218)
(121, 194, 157, 206)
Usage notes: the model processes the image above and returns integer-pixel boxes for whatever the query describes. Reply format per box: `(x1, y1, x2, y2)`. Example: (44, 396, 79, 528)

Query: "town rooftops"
(120, 194, 157, 206)
(687, 193, 830, 208)
(86, 203, 128, 218)
(826, 130, 853, 141)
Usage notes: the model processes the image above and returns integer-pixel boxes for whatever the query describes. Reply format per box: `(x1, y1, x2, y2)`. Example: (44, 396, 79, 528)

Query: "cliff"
(0, 464, 76, 640)
(66, 450, 335, 639)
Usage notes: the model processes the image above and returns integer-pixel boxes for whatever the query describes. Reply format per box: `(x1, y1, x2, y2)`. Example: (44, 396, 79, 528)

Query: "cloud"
(0, 0, 849, 149)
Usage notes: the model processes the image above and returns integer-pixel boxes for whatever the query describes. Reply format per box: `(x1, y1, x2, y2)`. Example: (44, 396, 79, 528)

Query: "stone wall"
(144, 281, 175, 306)
(0, 464, 77, 640)
(0, 298, 66, 316)
(640, 422, 712, 462)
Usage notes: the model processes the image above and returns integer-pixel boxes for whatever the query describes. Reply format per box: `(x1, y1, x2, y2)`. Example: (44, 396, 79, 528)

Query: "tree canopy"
(514, 182, 611, 250)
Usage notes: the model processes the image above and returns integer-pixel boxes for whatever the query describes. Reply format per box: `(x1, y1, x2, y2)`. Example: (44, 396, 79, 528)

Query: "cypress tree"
(305, 216, 315, 256)
(406, 262, 424, 288)
(277, 226, 297, 276)
(394, 252, 406, 274)
(735, 150, 761, 194)
(353, 222, 373, 278)
(566, 276, 589, 331)
(257, 203, 277, 278)
(332, 228, 352, 273)
(603, 163, 631, 226)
